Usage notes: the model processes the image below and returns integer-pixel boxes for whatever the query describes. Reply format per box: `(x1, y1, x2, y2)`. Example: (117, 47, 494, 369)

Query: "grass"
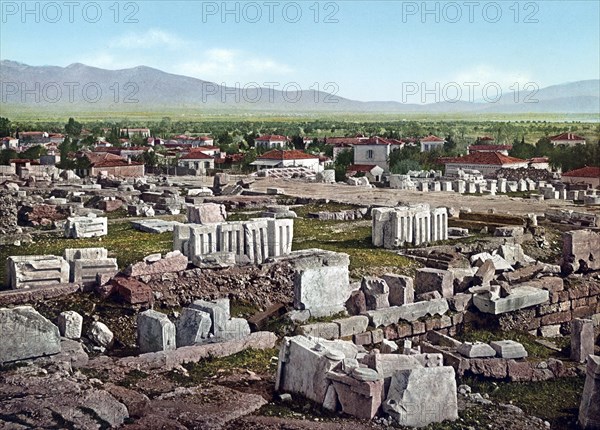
(292, 217, 419, 278)
(462, 376, 585, 430)
(457, 328, 570, 360)
(166, 348, 279, 386)
(0, 221, 173, 289)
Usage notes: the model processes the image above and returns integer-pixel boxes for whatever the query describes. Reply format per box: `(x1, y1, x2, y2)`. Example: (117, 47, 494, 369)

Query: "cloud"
(109, 30, 185, 49)
(177, 48, 293, 83)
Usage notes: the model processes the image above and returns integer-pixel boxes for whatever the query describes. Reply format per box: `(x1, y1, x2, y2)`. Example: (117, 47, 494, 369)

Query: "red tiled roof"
(257, 150, 318, 160)
(347, 164, 377, 173)
(256, 135, 288, 141)
(478, 136, 495, 141)
(353, 136, 403, 146)
(93, 160, 143, 168)
(562, 166, 600, 178)
(179, 151, 214, 160)
(442, 152, 526, 166)
(529, 157, 549, 163)
(550, 133, 585, 141)
(421, 135, 445, 142)
(469, 145, 513, 152)
(325, 137, 368, 145)
(195, 145, 220, 151)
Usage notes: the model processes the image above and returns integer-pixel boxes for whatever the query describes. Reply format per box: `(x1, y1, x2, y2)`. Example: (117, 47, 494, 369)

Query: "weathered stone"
(415, 268, 453, 298)
(383, 366, 458, 427)
(457, 342, 496, 358)
(380, 339, 399, 353)
(448, 293, 473, 312)
(6, 255, 70, 290)
(64, 215, 108, 238)
(334, 315, 369, 338)
(0, 306, 61, 362)
(191, 298, 230, 336)
(473, 286, 549, 314)
(124, 251, 188, 277)
(562, 230, 600, 274)
(175, 307, 212, 347)
(131, 219, 183, 234)
(138, 310, 176, 353)
(579, 355, 600, 430)
(88, 321, 114, 348)
(498, 244, 535, 266)
(365, 298, 449, 327)
(221, 318, 251, 341)
(105, 383, 150, 418)
(382, 273, 414, 305)
(299, 322, 340, 340)
(474, 260, 495, 286)
(507, 359, 534, 382)
(571, 318, 595, 363)
(57, 310, 83, 339)
(361, 276, 390, 310)
(327, 372, 384, 419)
(187, 203, 227, 224)
(346, 290, 367, 315)
(539, 324, 562, 337)
(490, 340, 528, 359)
(469, 358, 508, 378)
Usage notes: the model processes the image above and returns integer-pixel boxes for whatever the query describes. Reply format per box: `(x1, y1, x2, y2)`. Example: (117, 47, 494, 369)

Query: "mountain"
(1, 60, 598, 114)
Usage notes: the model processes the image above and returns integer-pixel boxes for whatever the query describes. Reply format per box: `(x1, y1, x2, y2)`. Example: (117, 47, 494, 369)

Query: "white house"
(420, 135, 446, 152)
(251, 149, 321, 172)
(550, 132, 586, 147)
(255, 135, 288, 150)
(1, 137, 19, 149)
(442, 152, 528, 177)
(468, 144, 512, 156)
(352, 136, 404, 171)
(177, 150, 215, 174)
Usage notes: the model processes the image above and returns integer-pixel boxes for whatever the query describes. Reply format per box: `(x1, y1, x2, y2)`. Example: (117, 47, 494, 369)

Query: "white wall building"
(251, 149, 321, 172)
(255, 135, 288, 150)
(352, 136, 403, 171)
(420, 135, 446, 152)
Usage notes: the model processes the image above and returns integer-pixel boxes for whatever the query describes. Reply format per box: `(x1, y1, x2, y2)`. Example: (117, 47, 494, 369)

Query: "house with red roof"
(177, 150, 215, 174)
(420, 135, 446, 152)
(442, 152, 528, 177)
(549, 133, 586, 147)
(251, 149, 320, 171)
(561, 166, 600, 188)
(85, 152, 145, 177)
(254, 135, 289, 150)
(352, 136, 404, 171)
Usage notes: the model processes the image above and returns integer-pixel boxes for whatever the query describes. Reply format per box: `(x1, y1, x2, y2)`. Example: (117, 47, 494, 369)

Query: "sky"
(1, 0, 599, 103)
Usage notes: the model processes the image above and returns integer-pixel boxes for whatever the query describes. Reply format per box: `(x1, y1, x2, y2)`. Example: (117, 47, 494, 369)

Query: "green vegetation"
(0, 221, 172, 289)
(166, 348, 279, 386)
(463, 376, 585, 430)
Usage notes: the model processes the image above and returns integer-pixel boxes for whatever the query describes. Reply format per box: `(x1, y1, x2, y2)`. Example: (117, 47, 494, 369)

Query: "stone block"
(562, 230, 600, 274)
(457, 342, 496, 358)
(382, 273, 414, 305)
(137, 310, 176, 353)
(175, 307, 212, 347)
(327, 372, 384, 419)
(473, 286, 549, 314)
(334, 315, 369, 338)
(64, 215, 107, 238)
(571, 319, 595, 363)
(112, 277, 154, 305)
(579, 355, 600, 430)
(57, 310, 83, 339)
(365, 298, 449, 327)
(353, 331, 372, 345)
(131, 219, 183, 234)
(187, 203, 227, 224)
(220, 318, 252, 341)
(415, 268, 453, 298)
(0, 306, 61, 362)
(490, 340, 528, 359)
(191, 299, 231, 336)
(71, 258, 118, 286)
(6, 255, 70, 290)
(87, 321, 113, 348)
(124, 251, 188, 277)
(299, 322, 340, 340)
(361, 277, 390, 310)
(383, 366, 458, 427)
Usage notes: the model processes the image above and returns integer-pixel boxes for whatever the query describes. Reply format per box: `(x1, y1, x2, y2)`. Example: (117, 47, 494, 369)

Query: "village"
(0, 120, 599, 430)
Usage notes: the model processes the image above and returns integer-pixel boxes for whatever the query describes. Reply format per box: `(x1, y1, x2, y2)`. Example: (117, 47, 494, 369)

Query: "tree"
(0, 149, 18, 165)
(0, 117, 11, 138)
(333, 148, 353, 181)
(64, 117, 83, 137)
(390, 159, 422, 174)
(21, 145, 47, 159)
(509, 137, 535, 160)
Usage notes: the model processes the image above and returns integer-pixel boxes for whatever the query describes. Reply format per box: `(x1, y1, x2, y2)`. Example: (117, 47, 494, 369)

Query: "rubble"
(64, 214, 108, 238)
(57, 310, 83, 339)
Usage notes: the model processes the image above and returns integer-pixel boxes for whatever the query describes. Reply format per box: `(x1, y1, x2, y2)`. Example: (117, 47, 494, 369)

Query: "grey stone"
(383, 366, 458, 427)
(88, 321, 113, 348)
(0, 306, 61, 362)
(334, 315, 369, 338)
(365, 298, 449, 327)
(382, 274, 414, 305)
(187, 203, 227, 224)
(498, 244, 535, 266)
(6, 255, 70, 289)
(361, 277, 390, 310)
(458, 342, 496, 358)
(299, 322, 340, 340)
(175, 307, 211, 347)
(220, 318, 252, 341)
(415, 268, 453, 298)
(571, 319, 595, 363)
(474, 260, 495, 286)
(64, 215, 107, 238)
(58, 310, 83, 339)
(490, 340, 528, 359)
(380, 339, 399, 354)
(131, 219, 183, 233)
(137, 310, 176, 353)
(473, 286, 549, 314)
(191, 298, 230, 336)
(579, 355, 600, 430)
(562, 230, 600, 274)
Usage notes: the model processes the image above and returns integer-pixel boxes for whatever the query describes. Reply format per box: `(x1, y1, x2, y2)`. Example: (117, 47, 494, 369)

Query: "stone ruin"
(579, 355, 600, 430)
(372, 204, 448, 248)
(561, 229, 600, 274)
(173, 217, 294, 266)
(275, 335, 458, 426)
(6, 247, 118, 290)
(64, 214, 108, 238)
